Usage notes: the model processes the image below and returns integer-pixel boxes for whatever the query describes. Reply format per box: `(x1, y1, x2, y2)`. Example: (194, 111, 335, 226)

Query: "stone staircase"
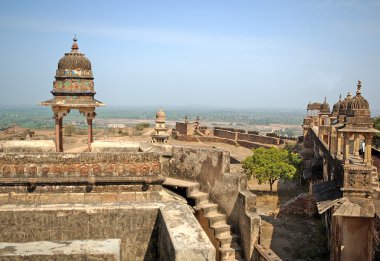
(163, 178, 244, 261)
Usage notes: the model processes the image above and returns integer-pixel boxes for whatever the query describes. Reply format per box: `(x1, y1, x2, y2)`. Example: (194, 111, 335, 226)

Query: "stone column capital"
(52, 107, 70, 119)
(79, 108, 96, 120)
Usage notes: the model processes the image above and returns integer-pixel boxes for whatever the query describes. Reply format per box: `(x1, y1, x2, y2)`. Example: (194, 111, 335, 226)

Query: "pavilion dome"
(320, 97, 330, 114)
(331, 95, 342, 116)
(55, 37, 93, 79)
(156, 109, 166, 121)
(338, 92, 353, 116)
(346, 80, 370, 117)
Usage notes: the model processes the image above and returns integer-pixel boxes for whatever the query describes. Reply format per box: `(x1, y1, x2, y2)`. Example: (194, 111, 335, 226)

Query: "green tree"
(373, 117, 380, 148)
(134, 122, 150, 131)
(242, 147, 298, 193)
(64, 124, 77, 136)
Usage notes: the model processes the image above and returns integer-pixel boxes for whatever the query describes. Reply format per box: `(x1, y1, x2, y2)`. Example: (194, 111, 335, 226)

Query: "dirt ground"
(254, 190, 328, 261)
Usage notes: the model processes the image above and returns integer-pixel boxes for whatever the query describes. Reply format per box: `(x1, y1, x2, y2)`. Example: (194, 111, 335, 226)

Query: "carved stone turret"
(40, 37, 105, 152)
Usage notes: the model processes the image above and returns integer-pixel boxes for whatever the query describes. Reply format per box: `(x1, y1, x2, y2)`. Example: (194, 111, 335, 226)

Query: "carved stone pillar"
(55, 117, 62, 152)
(336, 132, 342, 156)
(52, 107, 70, 152)
(80, 108, 96, 152)
(343, 133, 350, 165)
(87, 118, 93, 151)
(353, 134, 359, 156)
(364, 135, 372, 166)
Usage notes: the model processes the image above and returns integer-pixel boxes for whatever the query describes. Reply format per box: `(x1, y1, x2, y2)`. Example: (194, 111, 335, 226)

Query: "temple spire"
(71, 35, 79, 51)
(356, 80, 362, 96)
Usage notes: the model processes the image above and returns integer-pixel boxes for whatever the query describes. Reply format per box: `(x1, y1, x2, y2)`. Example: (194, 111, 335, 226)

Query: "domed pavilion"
(151, 108, 169, 143)
(337, 80, 379, 165)
(40, 37, 105, 152)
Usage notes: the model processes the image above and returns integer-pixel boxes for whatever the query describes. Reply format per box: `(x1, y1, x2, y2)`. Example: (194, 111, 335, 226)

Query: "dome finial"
(324, 96, 327, 103)
(356, 80, 362, 96)
(339, 94, 342, 101)
(71, 34, 79, 51)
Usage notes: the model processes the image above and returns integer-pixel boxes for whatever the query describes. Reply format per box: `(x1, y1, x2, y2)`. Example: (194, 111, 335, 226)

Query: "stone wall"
(237, 132, 280, 145)
(0, 239, 121, 260)
(213, 129, 279, 147)
(0, 152, 163, 190)
(163, 146, 235, 218)
(236, 140, 272, 149)
(165, 145, 229, 186)
(0, 202, 215, 261)
(92, 141, 140, 152)
(340, 216, 373, 261)
(164, 145, 261, 260)
(198, 136, 238, 146)
(175, 135, 199, 142)
(213, 129, 238, 140)
(175, 122, 197, 136)
(0, 203, 159, 260)
(0, 140, 55, 153)
(158, 203, 215, 260)
(175, 122, 188, 135)
(236, 190, 261, 260)
(277, 193, 317, 217)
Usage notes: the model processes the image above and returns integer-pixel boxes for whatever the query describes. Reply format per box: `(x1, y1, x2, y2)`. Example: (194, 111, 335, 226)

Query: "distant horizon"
(0, 104, 380, 115)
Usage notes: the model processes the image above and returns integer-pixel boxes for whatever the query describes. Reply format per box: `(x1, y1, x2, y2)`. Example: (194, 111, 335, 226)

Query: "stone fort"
(1, 38, 379, 261)
(0, 39, 281, 261)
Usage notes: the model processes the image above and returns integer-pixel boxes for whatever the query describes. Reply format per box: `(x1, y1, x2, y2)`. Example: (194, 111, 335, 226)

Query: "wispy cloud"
(0, 14, 275, 51)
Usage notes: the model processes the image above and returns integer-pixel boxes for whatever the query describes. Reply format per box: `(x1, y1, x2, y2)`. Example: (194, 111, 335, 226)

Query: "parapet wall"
(237, 132, 280, 145)
(0, 239, 121, 260)
(0, 152, 161, 178)
(166, 146, 230, 185)
(0, 202, 215, 261)
(164, 146, 238, 219)
(214, 129, 238, 140)
(0, 203, 159, 260)
(213, 129, 280, 146)
(0, 140, 55, 153)
(0, 152, 163, 193)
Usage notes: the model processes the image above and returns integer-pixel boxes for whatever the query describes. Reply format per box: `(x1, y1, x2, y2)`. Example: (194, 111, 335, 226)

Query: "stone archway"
(52, 106, 96, 152)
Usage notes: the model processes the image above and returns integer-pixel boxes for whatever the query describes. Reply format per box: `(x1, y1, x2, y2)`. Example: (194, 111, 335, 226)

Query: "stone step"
(205, 212, 226, 227)
(188, 191, 209, 205)
(216, 233, 232, 248)
(163, 177, 199, 188)
(194, 202, 219, 215)
(216, 233, 240, 248)
(165, 177, 245, 261)
(219, 246, 243, 260)
(230, 234, 241, 248)
(186, 184, 200, 196)
(211, 222, 231, 237)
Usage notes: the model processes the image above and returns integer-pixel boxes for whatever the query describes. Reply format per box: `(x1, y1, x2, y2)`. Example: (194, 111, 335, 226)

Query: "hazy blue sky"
(0, 0, 379, 109)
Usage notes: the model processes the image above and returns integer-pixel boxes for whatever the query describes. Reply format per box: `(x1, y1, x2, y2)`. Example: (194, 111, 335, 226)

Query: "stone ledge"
(0, 140, 55, 153)
(0, 239, 121, 260)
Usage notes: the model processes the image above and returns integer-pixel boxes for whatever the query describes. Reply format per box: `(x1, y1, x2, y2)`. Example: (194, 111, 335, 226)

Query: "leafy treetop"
(242, 147, 301, 193)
